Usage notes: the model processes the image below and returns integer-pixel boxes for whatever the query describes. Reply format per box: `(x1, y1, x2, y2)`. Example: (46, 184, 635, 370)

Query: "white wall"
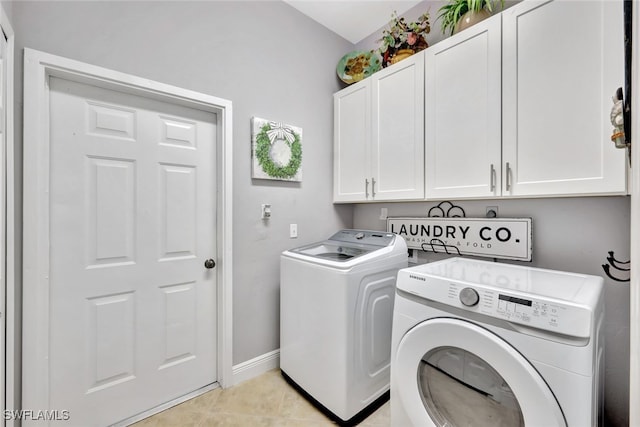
(9, 0, 353, 368)
(353, 196, 630, 426)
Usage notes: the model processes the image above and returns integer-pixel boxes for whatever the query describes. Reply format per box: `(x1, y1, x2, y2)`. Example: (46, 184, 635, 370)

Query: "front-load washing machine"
(281, 229, 408, 425)
(391, 257, 604, 427)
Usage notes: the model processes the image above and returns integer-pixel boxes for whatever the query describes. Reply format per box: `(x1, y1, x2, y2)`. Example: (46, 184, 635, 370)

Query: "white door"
(502, 0, 626, 197)
(425, 14, 502, 199)
(372, 52, 425, 201)
(333, 82, 370, 202)
(48, 77, 217, 426)
(394, 318, 566, 427)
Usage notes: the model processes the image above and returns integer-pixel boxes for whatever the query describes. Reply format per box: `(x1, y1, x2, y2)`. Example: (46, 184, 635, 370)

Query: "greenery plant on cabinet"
(378, 11, 430, 67)
(437, 0, 504, 36)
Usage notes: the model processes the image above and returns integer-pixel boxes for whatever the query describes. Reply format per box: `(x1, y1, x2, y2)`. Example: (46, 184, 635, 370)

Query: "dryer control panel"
(398, 269, 596, 339)
(397, 258, 603, 339)
(444, 282, 590, 337)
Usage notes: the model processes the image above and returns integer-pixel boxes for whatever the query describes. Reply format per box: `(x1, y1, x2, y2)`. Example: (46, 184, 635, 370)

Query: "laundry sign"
(387, 217, 532, 261)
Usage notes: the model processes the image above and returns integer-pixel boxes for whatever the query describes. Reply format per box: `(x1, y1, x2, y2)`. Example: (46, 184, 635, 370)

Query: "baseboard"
(117, 382, 220, 426)
(231, 349, 280, 386)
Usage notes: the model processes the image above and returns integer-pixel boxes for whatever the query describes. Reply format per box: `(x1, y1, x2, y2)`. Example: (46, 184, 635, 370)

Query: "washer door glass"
(419, 347, 524, 427)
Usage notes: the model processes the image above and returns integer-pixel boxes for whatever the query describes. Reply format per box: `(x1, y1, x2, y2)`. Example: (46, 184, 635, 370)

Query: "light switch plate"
(261, 204, 271, 220)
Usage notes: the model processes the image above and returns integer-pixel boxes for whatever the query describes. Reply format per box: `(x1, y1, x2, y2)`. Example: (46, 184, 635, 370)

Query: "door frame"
(1, 4, 14, 427)
(21, 48, 234, 415)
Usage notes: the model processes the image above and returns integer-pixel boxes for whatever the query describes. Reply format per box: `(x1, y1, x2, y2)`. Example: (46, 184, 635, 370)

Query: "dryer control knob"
(459, 287, 480, 307)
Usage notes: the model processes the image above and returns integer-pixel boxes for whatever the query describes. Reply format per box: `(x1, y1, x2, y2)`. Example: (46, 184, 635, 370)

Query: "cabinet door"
(425, 15, 502, 199)
(334, 82, 371, 202)
(371, 52, 425, 200)
(502, 0, 626, 197)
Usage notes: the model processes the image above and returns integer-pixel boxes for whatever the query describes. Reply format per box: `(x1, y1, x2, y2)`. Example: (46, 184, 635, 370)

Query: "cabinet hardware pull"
(505, 162, 512, 191)
(365, 179, 369, 198)
(371, 177, 376, 198)
(490, 164, 496, 192)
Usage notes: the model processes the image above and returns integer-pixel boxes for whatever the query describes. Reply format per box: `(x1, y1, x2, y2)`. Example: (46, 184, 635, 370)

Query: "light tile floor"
(131, 369, 390, 426)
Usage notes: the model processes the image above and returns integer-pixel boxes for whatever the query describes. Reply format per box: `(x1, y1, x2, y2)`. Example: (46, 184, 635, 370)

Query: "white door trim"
(0, 6, 15, 427)
(22, 48, 234, 416)
(630, 2, 640, 424)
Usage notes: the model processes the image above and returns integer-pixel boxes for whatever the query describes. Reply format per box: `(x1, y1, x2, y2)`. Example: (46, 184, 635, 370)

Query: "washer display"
(391, 258, 604, 427)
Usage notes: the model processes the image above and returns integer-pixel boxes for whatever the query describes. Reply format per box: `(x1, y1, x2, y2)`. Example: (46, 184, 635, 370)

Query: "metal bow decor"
(266, 122, 296, 145)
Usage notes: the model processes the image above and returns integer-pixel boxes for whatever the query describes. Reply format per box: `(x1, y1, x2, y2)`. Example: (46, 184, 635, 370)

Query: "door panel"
(48, 77, 217, 426)
(86, 157, 136, 266)
(159, 164, 197, 259)
(502, 0, 626, 196)
(333, 83, 370, 202)
(372, 54, 424, 200)
(425, 15, 502, 199)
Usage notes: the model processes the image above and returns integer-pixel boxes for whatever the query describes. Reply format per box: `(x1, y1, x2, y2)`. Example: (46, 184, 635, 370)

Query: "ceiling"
(283, 1, 424, 44)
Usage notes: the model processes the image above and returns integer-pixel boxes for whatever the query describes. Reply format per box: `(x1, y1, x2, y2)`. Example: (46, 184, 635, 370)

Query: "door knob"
(204, 259, 216, 269)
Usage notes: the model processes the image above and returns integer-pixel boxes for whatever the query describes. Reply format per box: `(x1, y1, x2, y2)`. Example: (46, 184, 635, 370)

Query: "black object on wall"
(623, 0, 632, 148)
(602, 251, 630, 283)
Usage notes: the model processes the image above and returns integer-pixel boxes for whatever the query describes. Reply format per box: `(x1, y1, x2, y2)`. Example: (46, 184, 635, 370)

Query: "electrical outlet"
(379, 207, 388, 220)
(290, 224, 298, 238)
(486, 206, 498, 218)
(408, 249, 419, 264)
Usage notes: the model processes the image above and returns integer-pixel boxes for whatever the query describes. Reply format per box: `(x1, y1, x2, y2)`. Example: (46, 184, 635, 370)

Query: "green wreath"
(255, 123, 302, 179)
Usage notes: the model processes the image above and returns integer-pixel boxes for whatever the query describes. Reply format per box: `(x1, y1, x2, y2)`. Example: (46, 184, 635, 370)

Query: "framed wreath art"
(251, 117, 303, 182)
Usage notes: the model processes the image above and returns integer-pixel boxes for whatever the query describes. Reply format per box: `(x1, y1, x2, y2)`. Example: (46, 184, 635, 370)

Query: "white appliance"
(280, 229, 408, 424)
(391, 257, 604, 427)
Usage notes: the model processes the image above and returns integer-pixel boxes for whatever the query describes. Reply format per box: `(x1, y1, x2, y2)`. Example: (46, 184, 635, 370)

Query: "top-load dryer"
(280, 229, 408, 425)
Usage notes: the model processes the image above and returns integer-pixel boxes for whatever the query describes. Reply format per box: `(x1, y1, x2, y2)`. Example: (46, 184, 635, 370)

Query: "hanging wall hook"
(421, 239, 462, 256)
(602, 250, 630, 283)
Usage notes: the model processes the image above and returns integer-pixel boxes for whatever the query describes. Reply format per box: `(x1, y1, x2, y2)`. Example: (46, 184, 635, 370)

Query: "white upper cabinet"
(334, 52, 425, 202)
(334, 82, 370, 202)
(502, 0, 626, 197)
(425, 14, 502, 199)
(336, 0, 625, 203)
(372, 52, 425, 201)
(425, 0, 626, 200)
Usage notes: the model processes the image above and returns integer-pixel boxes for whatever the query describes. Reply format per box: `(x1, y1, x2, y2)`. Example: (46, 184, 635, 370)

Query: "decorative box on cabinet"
(334, 52, 425, 203)
(425, 0, 626, 200)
